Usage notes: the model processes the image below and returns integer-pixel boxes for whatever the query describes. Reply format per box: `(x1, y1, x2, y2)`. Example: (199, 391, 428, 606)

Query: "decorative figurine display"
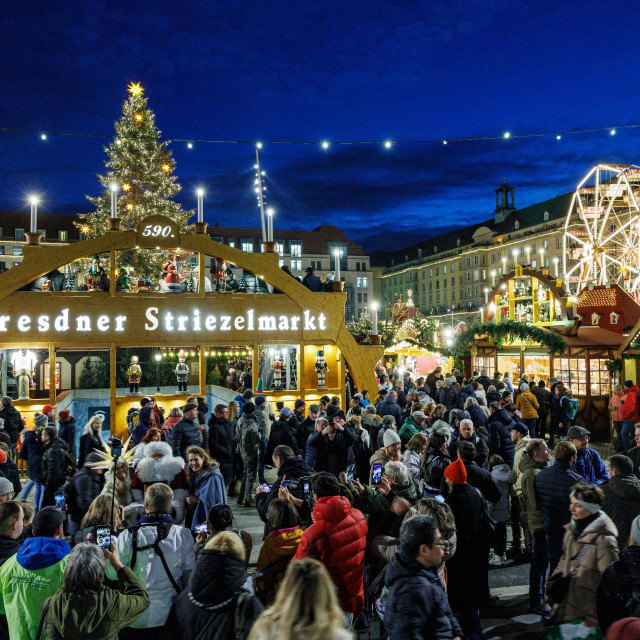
(175, 352, 190, 392)
(11, 349, 36, 400)
(127, 355, 142, 394)
(87, 255, 108, 291)
(116, 267, 132, 292)
(315, 349, 329, 390)
(272, 351, 285, 390)
(161, 255, 182, 292)
(213, 257, 226, 291)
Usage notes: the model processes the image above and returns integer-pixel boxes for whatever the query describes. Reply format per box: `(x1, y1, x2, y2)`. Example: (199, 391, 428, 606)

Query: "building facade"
(376, 183, 581, 325)
(206, 224, 373, 321)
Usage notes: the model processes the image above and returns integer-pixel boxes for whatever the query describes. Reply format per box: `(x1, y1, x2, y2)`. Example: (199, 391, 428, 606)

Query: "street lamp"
(155, 352, 161, 392)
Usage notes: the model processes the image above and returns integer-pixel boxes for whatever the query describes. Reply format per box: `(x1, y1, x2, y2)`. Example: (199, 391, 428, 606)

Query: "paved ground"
(230, 476, 545, 640)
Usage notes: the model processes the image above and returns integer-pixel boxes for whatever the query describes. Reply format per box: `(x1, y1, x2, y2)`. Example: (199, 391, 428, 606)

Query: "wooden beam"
(109, 343, 116, 437)
(199, 342, 206, 396)
(110, 250, 116, 297)
(48, 343, 56, 405)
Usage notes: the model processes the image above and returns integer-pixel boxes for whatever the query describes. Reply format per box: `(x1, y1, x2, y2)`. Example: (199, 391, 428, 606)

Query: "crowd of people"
(0, 363, 637, 639)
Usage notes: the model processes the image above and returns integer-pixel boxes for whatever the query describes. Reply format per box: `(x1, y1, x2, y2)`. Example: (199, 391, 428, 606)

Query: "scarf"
(139, 512, 173, 525)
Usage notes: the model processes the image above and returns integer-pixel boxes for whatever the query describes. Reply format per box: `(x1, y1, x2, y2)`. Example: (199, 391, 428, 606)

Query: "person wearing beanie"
(19, 414, 47, 509)
(621, 380, 640, 452)
(0, 478, 13, 502)
(56, 409, 77, 459)
(369, 428, 401, 484)
(265, 406, 299, 464)
(42, 404, 56, 428)
(170, 403, 201, 460)
(598, 514, 640, 634)
(233, 388, 254, 418)
(444, 452, 491, 638)
(0, 398, 21, 460)
(237, 402, 261, 507)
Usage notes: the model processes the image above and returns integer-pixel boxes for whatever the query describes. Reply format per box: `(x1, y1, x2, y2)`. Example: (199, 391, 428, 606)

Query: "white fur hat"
(144, 441, 172, 458)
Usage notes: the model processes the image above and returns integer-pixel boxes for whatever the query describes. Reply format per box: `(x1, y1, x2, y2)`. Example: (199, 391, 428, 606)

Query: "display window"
(497, 353, 521, 379)
(523, 354, 551, 383)
(258, 345, 299, 391)
(554, 357, 587, 396)
(589, 358, 611, 396)
(473, 356, 495, 377)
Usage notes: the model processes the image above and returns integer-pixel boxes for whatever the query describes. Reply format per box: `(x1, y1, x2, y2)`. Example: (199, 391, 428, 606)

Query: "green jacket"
(398, 418, 419, 445)
(520, 452, 548, 534)
(352, 480, 417, 539)
(44, 566, 150, 640)
(0, 537, 70, 640)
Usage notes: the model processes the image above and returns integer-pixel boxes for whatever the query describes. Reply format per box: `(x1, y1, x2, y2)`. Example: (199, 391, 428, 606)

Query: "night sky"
(3, 1, 640, 252)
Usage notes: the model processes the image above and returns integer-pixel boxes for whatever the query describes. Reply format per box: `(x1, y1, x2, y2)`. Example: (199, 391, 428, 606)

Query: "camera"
(109, 436, 123, 459)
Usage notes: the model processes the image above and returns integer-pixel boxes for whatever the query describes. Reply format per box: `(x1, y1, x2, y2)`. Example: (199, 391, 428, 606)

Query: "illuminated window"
(241, 241, 254, 253)
(290, 242, 302, 257)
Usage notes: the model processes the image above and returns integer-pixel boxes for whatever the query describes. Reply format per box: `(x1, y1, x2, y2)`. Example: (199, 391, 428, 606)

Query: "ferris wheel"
(563, 163, 640, 297)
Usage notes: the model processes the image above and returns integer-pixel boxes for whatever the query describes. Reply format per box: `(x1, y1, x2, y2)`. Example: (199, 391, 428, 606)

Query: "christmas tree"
(77, 82, 193, 277)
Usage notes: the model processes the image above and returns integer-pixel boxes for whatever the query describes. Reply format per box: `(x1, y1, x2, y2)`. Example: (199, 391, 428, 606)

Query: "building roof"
(374, 190, 574, 270)
(576, 284, 640, 333)
(206, 224, 367, 256)
(0, 211, 81, 241)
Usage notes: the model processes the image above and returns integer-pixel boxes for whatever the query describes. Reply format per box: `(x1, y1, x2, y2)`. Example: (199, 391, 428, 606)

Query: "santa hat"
(444, 458, 467, 485)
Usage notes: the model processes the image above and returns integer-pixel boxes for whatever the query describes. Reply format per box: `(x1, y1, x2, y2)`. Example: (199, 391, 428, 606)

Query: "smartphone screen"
(372, 464, 383, 485)
(281, 480, 288, 489)
(346, 464, 355, 482)
(303, 480, 310, 495)
(259, 483, 270, 493)
(194, 523, 209, 534)
(54, 492, 65, 510)
(96, 525, 111, 549)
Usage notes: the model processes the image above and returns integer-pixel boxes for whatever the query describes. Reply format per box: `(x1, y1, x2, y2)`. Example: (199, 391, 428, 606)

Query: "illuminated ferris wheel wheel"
(563, 163, 640, 297)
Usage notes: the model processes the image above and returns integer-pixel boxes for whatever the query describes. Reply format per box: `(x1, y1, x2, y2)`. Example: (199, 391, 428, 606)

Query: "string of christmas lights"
(0, 122, 637, 151)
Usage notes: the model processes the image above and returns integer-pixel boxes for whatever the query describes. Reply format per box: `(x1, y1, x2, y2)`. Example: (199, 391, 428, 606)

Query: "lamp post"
(109, 183, 119, 218)
(553, 257, 559, 278)
(155, 353, 161, 393)
(29, 196, 39, 233)
(370, 301, 379, 335)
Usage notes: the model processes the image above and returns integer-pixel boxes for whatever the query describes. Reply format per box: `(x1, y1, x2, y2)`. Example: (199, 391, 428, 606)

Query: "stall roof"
(547, 326, 624, 348)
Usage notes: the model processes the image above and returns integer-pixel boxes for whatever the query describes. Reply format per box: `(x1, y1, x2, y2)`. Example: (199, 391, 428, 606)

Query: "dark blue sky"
(2, 1, 640, 251)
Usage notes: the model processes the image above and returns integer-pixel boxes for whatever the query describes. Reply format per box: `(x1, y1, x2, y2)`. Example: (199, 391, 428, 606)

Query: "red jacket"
(294, 495, 367, 615)
(622, 385, 640, 422)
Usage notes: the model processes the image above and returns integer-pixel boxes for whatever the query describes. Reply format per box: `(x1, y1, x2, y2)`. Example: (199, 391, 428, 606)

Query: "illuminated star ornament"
(127, 82, 144, 97)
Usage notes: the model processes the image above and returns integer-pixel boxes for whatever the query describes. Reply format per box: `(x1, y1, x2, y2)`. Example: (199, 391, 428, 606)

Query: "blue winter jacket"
(384, 549, 462, 640)
(376, 397, 403, 428)
(458, 384, 476, 409)
(189, 467, 227, 530)
(574, 447, 609, 486)
(488, 409, 516, 469)
(233, 394, 248, 417)
(20, 430, 44, 481)
(534, 460, 583, 537)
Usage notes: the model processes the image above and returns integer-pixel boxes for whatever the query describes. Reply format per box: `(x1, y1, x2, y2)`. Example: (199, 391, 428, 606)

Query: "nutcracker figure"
(213, 257, 226, 291)
(163, 256, 182, 292)
(127, 355, 142, 394)
(272, 352, 285, 390)
(315, 349, 329, 390)
(175, 353, 190, 393)
(87, 256, 107, 291)
(11, 349, 36, 400)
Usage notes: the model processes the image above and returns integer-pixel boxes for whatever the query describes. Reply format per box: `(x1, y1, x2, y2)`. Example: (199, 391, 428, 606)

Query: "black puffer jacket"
(601, 473, 640, 549)
(256, 457, 312, 529)
(208, 415, 235, 467)
(41, 437, 72, 491)
(68, 466, 104, 524)
(0, 406, 22, 445)
(422, 448, 451, 491)
(385, 549, 462, 640)
(170, 417, 201, 459)
(78, 431, 105, 467)
(266, 418, 299, 460)
(488, 409, 516, 468)
(166, 549, 263, 640)
(597, 544, 640, 634)
(57, 417, 77, 459)
(0, 534, 21, 567)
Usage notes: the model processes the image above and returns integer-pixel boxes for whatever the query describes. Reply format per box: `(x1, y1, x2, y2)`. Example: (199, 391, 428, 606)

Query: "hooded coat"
(384, 550, 462, 640)
(20, 429, 44, 481)
(57, 417, 77, 458)
(519, 452, 547, 533)
(0, 537, 70, 639)
(265, 417, 299, 460)
(622, 385, 640, 422)
(601, 473, 640, 549)
(41, 436, 72, 492)
(0, 405, 21, 445)
(551, 511, 618, 624)
(237, 413, 261, 460)
(189, 466, 228, 531)
(488, 409, 516, 468)
(43, 566, 149, 640)
(596, 544, 640, 634)
(207, 414, 235, 471)
(255, 526, 304, 605)
(293, 495, 367, 615)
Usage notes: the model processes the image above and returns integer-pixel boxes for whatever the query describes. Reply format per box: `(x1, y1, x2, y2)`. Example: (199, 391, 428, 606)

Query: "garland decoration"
(446, 320, 567, 355)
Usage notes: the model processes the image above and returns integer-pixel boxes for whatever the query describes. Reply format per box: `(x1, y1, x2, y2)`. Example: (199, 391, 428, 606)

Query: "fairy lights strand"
(0, 123, 637, 147)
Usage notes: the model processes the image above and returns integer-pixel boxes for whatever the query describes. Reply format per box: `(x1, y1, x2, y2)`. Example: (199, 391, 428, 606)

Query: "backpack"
(129, 521, 180, 592)
(567, 398, 579, 420)
(126, 409, 139, 435)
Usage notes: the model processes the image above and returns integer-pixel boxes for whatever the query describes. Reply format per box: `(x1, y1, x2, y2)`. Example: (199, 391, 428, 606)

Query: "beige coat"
(511, 435, 531, 497)
(552, 511, 618, 624)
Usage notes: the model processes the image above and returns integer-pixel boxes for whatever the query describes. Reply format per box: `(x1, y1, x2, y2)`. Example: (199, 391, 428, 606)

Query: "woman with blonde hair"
(167, 531, 264, 639)
(78, 415, 105, 467)
(249, 557, 352, 640)
(74, 493, 124, 545)
(185, 445, 227, 530)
